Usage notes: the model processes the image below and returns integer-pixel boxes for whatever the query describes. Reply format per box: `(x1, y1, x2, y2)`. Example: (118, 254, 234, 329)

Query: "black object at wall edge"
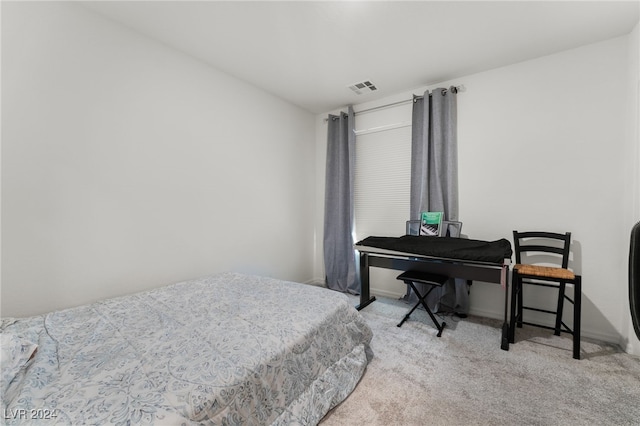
(630, 221, 640, 340)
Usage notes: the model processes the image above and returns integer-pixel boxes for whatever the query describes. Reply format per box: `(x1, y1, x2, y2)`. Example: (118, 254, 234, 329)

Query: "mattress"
(1, 272, 373, 425)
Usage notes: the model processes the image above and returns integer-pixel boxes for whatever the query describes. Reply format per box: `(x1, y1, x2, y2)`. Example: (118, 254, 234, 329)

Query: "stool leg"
(573, 277, 582, 360)
(397, 312, 411, 328)
(416, 285, 446, 337)
(398, 303, 420, 327)
(397, 281, 426, 327)
(397, 300, 421, 327)
(423, 307, 446, 337)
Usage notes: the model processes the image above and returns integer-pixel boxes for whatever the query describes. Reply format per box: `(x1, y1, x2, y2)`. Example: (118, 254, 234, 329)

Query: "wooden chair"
(509, 231, 582, 359)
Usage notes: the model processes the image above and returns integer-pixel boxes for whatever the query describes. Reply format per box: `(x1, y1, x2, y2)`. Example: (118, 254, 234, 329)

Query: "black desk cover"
(356, 235, 512, 264)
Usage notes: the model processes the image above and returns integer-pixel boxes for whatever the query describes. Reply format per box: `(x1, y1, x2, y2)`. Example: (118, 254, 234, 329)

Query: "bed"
(1, 272, 373, 425)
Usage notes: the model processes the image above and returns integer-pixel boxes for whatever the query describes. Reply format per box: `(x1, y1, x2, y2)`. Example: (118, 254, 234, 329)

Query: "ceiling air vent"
(348, 80, 377, 95)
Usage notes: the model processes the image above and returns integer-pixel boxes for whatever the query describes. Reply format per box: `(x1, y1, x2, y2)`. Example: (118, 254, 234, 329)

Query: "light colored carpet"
(320, 296, 640, 426)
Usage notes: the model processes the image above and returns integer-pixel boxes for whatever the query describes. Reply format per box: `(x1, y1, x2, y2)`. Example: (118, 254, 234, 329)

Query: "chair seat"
(514, 264, 575, 280)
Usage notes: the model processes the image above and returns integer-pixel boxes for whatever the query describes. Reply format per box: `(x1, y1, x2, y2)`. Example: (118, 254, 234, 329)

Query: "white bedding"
(1, 272, 373, 425)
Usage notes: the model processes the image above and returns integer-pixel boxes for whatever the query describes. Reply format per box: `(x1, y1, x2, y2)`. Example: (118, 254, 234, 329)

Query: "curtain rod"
(355, 84, 464, 116)
(326, 84, 464, 121)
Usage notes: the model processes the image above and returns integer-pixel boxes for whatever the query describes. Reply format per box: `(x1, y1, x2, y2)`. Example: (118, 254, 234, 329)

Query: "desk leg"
(356, 252, 376, 311)
(500, 265, 510, 351)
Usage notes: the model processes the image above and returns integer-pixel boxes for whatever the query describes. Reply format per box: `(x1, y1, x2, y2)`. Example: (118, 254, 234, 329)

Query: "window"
(354, 116, 411, 241)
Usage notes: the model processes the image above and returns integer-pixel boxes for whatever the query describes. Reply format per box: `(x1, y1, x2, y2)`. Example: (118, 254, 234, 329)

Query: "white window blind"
(354, 124, 411, 241)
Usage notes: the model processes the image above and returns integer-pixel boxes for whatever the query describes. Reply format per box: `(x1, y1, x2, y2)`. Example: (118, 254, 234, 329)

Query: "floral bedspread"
(1, 273, 373, 425)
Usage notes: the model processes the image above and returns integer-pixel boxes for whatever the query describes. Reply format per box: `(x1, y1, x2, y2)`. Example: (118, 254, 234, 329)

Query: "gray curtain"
(407, 87, 468, 314)
(410, 87, 458, 221)
(324, 106, 359, 294)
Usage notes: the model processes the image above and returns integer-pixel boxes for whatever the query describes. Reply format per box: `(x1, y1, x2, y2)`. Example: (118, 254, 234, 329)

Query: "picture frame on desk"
(420, 211, 444, 236)
(406, 220, 421, 236)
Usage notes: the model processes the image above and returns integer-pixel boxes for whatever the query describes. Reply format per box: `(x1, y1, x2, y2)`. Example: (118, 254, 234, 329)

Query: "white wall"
(458, 36, 629, 345)
(316, 33, 638, 352)
(623, 22, 640, 355)
(1, 2, 316, 317)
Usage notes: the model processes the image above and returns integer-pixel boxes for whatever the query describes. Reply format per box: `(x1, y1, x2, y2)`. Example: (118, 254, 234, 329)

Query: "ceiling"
(81, 1, 640, 114)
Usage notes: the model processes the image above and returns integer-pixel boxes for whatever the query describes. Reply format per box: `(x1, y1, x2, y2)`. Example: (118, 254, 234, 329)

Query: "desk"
(355, 236, 512, 351)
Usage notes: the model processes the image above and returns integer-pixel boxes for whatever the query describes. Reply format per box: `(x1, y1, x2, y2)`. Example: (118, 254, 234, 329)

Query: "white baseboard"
(304, 278, 326, 287)
(470, 307, 622, 346)
(377, 295, 623, 346)
(304, 277, 624, 348)
(371, 287, 405, 300)
(467, 307, 505, 321)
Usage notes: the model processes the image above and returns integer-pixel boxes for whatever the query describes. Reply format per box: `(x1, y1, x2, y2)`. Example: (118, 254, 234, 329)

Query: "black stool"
(397, 270, 448, 337)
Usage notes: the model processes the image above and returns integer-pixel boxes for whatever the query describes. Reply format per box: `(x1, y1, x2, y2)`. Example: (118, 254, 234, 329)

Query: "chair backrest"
(513, 231, 571, 269)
